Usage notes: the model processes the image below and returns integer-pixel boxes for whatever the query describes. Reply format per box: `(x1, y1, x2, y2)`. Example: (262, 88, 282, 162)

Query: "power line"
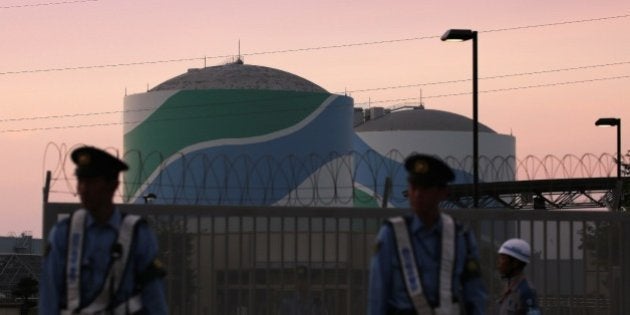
(0, 92, 322, 122)
(0, 56, 208, 75)
(354, 74, 630, 105)
(344, 60, 630, 94)
(0, 110, 121, 123)
(2, 74, 629, 134)
(1, 121, 120, 133)
(479, 75, 630, 94)
(483, 14, 630, 33)
(0, 0, 99, 9)
(1, 13, 629, 75)
(2, 60, 629, 123)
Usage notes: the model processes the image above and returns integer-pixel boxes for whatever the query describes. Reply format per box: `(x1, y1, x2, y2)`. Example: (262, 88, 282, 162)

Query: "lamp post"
(595, 117, 622, 179)
(442, 29, 479, 207)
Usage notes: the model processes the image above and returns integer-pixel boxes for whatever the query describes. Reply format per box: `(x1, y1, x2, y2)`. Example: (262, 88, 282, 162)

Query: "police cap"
(404, 154, 455, 187)
(71, 146, 128, 179)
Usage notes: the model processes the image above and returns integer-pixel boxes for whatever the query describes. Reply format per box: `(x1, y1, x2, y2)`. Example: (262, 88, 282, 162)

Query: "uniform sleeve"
(461, 229, 487, 315)
(133, 223, 168, 314)
(519, 284, 542, 315)
(367, 225, 393, 315)
(39, 224, 66, 315)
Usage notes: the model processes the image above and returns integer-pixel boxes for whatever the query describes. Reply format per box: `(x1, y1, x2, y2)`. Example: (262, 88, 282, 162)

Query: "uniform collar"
(85, 208, 122, 229)
(410, 213, 442, 236)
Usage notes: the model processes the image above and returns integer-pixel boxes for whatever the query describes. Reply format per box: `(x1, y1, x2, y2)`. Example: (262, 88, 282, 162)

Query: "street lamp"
(595, 117, 622, 178)
(143, 193, 157, 204)
(442, 29, 479, 207)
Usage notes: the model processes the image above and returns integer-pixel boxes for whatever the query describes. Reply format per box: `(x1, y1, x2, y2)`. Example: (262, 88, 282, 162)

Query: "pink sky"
(1, 0, 629, 237)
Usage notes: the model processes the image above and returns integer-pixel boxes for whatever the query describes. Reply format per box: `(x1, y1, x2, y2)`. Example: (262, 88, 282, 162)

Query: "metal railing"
(43, 203, 630, 315)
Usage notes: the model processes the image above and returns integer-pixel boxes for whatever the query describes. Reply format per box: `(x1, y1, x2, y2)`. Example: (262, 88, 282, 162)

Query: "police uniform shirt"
(497, 277, 541, 315)
(39, 208, 167, 315)
(368, 214, 487, 315)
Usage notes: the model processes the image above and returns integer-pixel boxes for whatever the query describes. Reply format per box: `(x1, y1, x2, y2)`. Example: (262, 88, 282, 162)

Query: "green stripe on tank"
(124, 89, 330, 199)
(353, 188, 380, 208)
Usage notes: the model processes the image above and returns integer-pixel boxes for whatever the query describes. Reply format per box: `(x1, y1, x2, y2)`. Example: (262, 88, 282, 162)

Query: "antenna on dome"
(418, 88, 425, 109)
(235, 39, 244, 64)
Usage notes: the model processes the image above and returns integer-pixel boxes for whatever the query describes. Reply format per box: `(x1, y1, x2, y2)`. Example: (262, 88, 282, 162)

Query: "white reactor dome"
(355, 106, 496, 133)
(352, 106, 516, 207)
(353, 107, 513, 163)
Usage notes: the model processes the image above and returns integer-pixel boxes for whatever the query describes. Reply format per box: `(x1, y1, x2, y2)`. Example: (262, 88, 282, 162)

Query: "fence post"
(623, 219, 630, 314)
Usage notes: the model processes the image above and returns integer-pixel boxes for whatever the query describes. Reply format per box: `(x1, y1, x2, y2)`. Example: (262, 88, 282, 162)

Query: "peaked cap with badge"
(404, 154, 455, 187)
(71, 146, 129, 179)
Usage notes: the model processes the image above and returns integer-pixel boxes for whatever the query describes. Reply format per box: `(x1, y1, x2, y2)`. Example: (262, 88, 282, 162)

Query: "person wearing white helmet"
(496, 238, 541, 315)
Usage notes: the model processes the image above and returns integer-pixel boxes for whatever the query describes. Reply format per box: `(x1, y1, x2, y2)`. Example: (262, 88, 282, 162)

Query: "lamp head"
(143, 193, 157, 203)
(595, 118, 620, 127)
(441, 29, 475, 41)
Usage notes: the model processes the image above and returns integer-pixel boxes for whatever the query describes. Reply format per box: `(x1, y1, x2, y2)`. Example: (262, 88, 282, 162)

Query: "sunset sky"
(1, 0, 629, 237)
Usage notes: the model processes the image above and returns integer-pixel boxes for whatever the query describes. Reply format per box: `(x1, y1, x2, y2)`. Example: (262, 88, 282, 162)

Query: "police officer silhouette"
(40, 146, 167, 314)
(368, 154, 487, 314)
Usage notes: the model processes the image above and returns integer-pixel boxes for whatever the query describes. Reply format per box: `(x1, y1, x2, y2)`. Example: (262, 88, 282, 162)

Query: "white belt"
(61, 294, 143, 315)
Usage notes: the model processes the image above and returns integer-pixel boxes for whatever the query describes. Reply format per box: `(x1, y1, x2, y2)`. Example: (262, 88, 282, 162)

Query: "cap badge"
(414, 160, 429, 174)
(77, 153, 91, 166)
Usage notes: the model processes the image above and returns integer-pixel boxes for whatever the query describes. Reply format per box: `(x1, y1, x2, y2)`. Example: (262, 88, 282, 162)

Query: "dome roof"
(150, 61, 327, 93)
(354, 107, 496, 133)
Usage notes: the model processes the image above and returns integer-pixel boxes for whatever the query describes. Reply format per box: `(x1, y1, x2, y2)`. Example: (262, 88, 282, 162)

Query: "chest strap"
(66, 209, 88, 312)
(65, 210, 143, 314)
(82, 214, 142, 313)
(388, 213, 457, 315)
(60, 295, 142, 315)
(436, 213, 456, 315)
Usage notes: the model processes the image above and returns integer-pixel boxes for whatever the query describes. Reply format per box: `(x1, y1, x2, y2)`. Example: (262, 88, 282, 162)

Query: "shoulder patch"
(462, 257, 482, 280)
(466, 259, 479, 272)
(139, 258, 167, 284)
(152, 258, 165, 271)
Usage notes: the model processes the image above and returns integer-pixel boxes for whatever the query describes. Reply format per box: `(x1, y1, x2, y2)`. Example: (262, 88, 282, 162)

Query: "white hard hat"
(498, 238, 531, 264)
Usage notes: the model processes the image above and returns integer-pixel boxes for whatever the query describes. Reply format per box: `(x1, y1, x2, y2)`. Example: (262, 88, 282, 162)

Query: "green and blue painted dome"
(123, 62, 354, 205)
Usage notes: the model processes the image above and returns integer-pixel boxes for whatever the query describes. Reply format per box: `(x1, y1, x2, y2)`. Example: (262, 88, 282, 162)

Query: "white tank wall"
(123, 90, 178, 135)
(356, 130, 516, 181)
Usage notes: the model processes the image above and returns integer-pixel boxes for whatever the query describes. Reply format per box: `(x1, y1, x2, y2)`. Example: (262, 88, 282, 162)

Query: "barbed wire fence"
(42, 142, 627, 206)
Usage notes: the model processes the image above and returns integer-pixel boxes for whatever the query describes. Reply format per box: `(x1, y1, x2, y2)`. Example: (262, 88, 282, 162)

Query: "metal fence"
(43, 203, 630, 315)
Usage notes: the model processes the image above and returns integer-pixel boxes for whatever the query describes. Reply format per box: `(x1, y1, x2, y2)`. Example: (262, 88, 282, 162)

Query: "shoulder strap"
(113, 214, 143, 290)
(81, 214, 143, 313)
(388, 216, 434, 314)
(65, 209, 87, 313)
(435, 213, 457, 314)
